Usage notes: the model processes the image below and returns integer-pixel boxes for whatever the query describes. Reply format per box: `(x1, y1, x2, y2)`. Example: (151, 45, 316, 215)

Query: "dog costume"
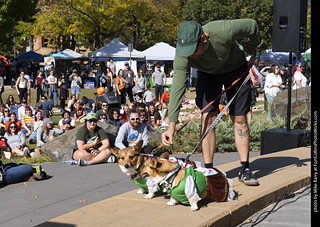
(161, 165, 234, 205)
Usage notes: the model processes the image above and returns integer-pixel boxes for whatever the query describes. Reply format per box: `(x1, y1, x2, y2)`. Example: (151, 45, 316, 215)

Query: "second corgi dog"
(141, 156, 235, 211)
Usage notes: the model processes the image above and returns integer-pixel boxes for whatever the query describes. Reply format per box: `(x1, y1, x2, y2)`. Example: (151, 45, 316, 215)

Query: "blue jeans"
(265, 93, 274, 120)
(2, 163, 33, 185)
(50, 91, 58, 106)
(154, 84, 164, 101)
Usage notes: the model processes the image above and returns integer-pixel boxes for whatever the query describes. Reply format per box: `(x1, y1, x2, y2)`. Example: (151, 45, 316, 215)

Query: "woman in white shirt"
(264, 64, 285, 120)
(292, 63, 308, 90)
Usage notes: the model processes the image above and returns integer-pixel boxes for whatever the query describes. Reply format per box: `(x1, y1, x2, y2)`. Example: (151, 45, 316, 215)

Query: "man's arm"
(162, 56, 189, 146)
(115, 124, 127, 149)
(229, 19, 262, 56)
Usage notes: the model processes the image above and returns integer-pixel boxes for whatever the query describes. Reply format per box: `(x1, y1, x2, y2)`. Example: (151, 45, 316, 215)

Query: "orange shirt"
(161, 92, 170, 104)
(5, 120, 22, 131)
(115, 77, 126, 90)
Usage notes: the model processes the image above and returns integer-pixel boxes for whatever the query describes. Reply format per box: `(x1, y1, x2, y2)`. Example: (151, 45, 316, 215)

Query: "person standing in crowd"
(264, 64, 285, 120)
(135, 69, 147, 92)
(152, 65, 166, 101)
(100, 67, 114, 91)
(162, 19, 261, 186)
(115, 69, 127, 105)
(292, 62, 308, 90)
(15, 70, 29, 103)
(35, 70, 45, 103)
(73, 113, 113, 166)
(115, 110, 153, 153)
(123, 62, 135, 103)
(107, 57, 116, 76)
(94, 62, 103, 88)
(70, 69, 82, 100)
(47, 70, 59, 107)
(58, 73, 69, 112)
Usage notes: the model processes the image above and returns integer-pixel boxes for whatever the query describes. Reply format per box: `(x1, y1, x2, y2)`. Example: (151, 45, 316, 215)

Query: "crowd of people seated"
(0, 69, 178, 165)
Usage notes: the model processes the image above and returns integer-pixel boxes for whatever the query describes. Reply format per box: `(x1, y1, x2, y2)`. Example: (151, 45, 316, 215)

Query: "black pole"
(286, 52, 293, 131)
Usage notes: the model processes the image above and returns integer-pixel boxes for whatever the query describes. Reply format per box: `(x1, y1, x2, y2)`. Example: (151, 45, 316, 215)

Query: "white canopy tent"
(62, 49, 89, 59)
(142, 42, 176, 61)
(88, 38, 144, 59)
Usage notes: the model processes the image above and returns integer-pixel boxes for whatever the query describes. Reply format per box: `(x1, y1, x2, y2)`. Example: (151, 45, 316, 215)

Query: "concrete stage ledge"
(40, 147, 311, 227)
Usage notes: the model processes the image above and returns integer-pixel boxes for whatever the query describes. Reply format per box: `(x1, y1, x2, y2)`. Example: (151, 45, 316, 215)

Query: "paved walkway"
(39, 147, 310, 227)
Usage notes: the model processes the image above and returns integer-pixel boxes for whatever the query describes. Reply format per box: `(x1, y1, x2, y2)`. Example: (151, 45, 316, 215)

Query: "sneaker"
(238, 168, 259, 186)
(63, 160, 78, 165)
(78, 159, 85, 166)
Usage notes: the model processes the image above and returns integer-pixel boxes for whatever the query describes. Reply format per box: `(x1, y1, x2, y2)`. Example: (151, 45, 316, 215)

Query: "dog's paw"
(144, 193, 154, 199)
(190, 204, 199, 211)
(167, 197, 178, 206)
(136, 189, 145, 195)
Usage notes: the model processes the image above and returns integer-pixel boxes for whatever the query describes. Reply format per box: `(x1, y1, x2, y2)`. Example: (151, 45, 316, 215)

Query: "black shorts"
(195, 63, 251, 116)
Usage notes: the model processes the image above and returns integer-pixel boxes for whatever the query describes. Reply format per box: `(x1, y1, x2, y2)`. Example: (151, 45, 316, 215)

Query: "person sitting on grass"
(4, 122, 30, 158)
(72, 113, 114, 166)
(21, 106, 34, 136)
(73, 101, 86, 122)
(5, 112, 22, 131)
(106, 107, 125, 128)
(58, 111, 75, 130)
(28, 110, 43, 144)
(34, 118, 65, 157)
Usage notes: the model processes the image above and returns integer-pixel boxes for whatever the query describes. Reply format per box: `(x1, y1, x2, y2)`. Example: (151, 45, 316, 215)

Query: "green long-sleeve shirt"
(168, 19, 261, 123)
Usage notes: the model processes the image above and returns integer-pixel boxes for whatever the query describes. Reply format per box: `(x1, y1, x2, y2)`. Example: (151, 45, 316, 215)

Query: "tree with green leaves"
(0, 0, 38, 57)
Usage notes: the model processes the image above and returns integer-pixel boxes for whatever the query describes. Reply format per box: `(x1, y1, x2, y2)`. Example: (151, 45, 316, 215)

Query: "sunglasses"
(102, 104, 108, 107)
(88, 120, 97, 123)
(10, 126, 17, 129)
(130, 117, 140, 121)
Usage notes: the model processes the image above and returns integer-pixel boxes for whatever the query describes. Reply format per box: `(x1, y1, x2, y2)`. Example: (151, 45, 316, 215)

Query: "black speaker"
(272, 0, 308, 53)
(260, 128, 311, 155)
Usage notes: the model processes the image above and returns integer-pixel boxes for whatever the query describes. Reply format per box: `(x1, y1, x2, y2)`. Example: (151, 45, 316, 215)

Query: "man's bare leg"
(230, 114, 259, 186)
(201, 112, 218, 167)
(230, 115, 250, 162)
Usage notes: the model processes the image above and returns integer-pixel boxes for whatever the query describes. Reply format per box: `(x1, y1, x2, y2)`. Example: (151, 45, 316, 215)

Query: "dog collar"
(160, 164, 181, 192)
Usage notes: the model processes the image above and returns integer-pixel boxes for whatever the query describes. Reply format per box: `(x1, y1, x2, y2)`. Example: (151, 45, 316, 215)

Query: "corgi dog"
(141, 156, 235, 211)
(110, 141, 168, 199)
(110, 141, 199, 200)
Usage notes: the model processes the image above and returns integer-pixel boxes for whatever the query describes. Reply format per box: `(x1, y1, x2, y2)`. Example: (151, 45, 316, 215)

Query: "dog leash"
(151, 65, 252, 156)
(185, 72, 251, 162)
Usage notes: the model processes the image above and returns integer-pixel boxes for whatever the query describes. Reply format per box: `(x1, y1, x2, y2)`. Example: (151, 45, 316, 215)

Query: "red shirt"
(74, 108, 85, 118)
(161, 92, 170, 104)
(35, 76, 45, 88)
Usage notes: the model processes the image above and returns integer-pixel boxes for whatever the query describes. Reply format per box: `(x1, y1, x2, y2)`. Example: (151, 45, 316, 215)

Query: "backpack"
(31, 165, 47, 181)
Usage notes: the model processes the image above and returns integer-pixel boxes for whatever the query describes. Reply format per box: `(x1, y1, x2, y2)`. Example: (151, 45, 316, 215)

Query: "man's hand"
(161, 122, 176, 146)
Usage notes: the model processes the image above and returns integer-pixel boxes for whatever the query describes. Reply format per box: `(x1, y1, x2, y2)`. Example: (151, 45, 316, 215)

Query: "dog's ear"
(133, 140, 143, 153)
(149, 157, 158, 168)
(110, 148, 120, 158)
(160, 152, 169, 160)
